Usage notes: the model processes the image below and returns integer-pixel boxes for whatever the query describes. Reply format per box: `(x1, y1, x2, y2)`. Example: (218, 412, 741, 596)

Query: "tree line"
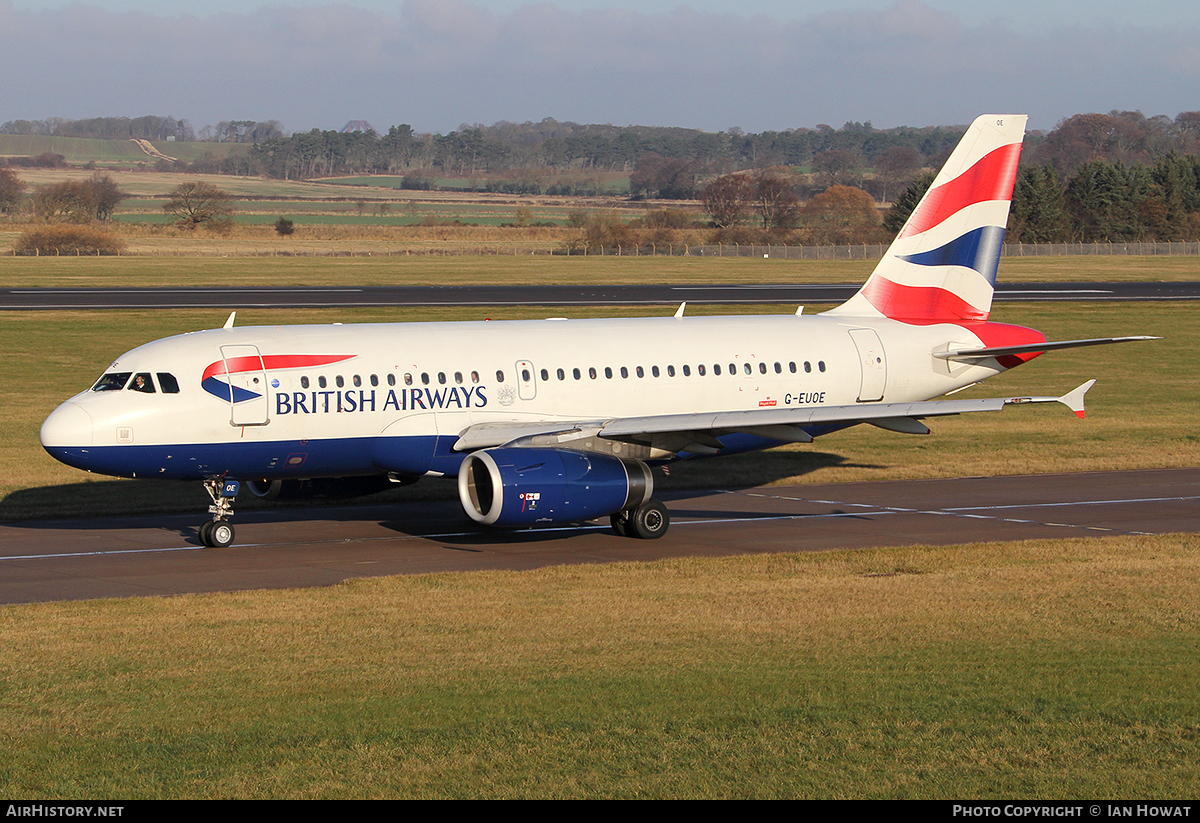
(0, 116, 285, 144)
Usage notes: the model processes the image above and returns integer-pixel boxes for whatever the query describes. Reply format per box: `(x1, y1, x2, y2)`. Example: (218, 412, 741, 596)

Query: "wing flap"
(452, 381, 1097, 453)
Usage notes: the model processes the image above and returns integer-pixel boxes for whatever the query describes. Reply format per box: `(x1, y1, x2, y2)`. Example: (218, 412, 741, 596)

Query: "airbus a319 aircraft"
(41, 115, 1151, 547)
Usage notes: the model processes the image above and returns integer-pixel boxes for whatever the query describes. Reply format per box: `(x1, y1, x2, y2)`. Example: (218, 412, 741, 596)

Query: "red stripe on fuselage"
(202, 353, 355, 381)
(899, 143, 1022, 238)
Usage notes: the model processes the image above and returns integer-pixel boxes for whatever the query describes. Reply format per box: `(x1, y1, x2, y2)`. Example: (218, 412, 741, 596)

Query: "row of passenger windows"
(299, 371, 483, 389)
(527, 360, 827, 382)
(92, 372, 180, 394)
(296, 360, 828, 390)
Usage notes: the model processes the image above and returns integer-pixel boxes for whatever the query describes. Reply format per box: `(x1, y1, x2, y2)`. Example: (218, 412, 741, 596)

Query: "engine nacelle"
(458, 448, 653, 526)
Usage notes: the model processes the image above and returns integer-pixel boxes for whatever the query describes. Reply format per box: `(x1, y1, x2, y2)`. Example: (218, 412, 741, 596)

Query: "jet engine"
(457, 447, 652, 527)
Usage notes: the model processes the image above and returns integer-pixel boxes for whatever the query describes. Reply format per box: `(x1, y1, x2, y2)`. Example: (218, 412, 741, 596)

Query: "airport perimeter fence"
(8, 240, 1200, 258)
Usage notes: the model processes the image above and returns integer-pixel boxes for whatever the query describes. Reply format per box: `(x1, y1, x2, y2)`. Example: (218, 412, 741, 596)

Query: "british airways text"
(275, 386, 488, 415)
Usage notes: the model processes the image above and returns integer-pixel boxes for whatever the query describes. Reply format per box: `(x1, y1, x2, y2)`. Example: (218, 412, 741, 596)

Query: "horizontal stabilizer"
(935, 336, 1158, 361)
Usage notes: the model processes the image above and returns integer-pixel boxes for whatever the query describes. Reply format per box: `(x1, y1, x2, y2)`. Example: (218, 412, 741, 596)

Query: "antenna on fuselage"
(223, 311, 236, 329)
(674, 302, 686, 318)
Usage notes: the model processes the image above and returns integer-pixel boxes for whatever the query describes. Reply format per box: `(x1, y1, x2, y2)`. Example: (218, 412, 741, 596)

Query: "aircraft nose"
(41, 401, 93, 451)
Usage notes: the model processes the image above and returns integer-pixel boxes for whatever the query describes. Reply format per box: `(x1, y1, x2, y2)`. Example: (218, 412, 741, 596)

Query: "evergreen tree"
(1009, 165, 1069, 242)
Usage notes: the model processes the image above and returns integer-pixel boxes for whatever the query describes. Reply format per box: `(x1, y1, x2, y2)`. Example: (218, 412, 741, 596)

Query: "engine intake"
(458, 447, 652, 526)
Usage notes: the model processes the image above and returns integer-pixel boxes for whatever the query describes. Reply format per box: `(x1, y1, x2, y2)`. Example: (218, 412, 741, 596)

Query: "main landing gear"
(610, 499, 670, 539)
(199, 479, 239, 548)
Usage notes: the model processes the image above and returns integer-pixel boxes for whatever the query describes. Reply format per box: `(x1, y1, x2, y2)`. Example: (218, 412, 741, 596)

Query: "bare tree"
(0, 167, 25, 214)
(700, 173, 755, 227)
(754, 174, 800, 230)
(29, 174, 126, 223)
(163, 182, 235, 231)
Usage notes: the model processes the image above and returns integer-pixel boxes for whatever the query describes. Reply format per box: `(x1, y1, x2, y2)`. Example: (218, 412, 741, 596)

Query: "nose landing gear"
(200, 479, 238, 548)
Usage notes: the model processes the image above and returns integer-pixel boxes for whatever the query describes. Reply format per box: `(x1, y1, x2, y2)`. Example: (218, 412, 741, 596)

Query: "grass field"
(0, 251, 1197, 287)
(1, 533, 1196, 798)
(0, 134, 247, 164)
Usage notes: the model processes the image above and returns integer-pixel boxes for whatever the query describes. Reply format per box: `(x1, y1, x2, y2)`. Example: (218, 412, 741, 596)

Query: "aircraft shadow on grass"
(2, 449, 883, 544)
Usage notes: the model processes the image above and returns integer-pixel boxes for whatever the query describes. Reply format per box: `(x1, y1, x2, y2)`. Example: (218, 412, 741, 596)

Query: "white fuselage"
(41, 312, 1011, 483)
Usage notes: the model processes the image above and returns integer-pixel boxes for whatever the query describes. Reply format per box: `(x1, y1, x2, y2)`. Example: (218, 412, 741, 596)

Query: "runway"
(3, 281, 1199, 309)
(2, 467, 1196, 604)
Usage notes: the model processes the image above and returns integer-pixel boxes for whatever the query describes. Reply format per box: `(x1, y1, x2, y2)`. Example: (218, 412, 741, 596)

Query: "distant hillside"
(0, 134, 249, 166)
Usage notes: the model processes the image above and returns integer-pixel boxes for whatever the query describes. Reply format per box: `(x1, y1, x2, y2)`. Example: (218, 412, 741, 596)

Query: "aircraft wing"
(452, 380, 1097, 454)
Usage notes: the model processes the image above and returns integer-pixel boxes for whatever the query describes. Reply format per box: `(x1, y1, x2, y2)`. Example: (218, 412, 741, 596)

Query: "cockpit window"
(128, 373, 156, 393)
(157, 373, 180, 394)
(93, 372, 131, 391)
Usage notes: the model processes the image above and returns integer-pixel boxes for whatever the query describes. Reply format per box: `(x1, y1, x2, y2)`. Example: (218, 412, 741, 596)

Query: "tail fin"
(827, 114, 1027, 323)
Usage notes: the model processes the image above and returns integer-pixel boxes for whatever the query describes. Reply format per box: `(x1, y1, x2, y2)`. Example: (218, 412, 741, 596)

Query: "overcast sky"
(3, 0, 1197, 135)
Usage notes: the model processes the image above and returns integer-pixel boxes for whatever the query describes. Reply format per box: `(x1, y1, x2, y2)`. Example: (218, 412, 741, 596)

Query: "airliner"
(40, 115, 1151, 547)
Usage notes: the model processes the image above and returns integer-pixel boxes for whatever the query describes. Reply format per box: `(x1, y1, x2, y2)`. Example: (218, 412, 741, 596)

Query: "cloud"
(1, 0, 1198, 134)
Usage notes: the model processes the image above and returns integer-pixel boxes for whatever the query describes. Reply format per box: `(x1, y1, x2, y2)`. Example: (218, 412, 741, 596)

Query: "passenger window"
(589, 367, 597, 379)
(636, 366, 644, 378)
(605, 367, 613, 379)
(540, 368, 549, 381)
(157, 373, 180, 394)
(683, 365, 691, 377)
(128, 373, 155, 393)
(620, 367, 629, 379)
(92, 372, 132, 391)
(318, 376, 328, 388)
(557, 368, 565, 381)
(421, 373, 430, 385)
(804, 362, 812, 373)
(759, 363, 767, 374)
(698, 364, 705, 376)
(471, 371, 480, 383)
(455, 372, 463, 385)
(301, 376, 310, 389)
(667, 365, 675, 377)
(371, 374, 380, 387)
(336, 375, 345, 388)
(573, 368, 581, 380)
(774, 362, 781, 374)
(819, 361, 826, 372)
(353, 375, 362, 387)
(404, 373, 413, 385)
(789, 362, 797, 374)
(713, 364, 720, 375)
(651, 366, 659, 378)
(496, 370, 505, 382)
(438, 372, 447, 385)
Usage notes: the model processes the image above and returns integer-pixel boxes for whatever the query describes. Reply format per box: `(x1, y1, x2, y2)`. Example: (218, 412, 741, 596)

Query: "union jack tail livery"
(828, 114, 1026, 323)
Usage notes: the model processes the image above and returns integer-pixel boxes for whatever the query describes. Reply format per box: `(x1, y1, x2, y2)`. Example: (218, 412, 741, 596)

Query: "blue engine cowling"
(457, 447, 653, 526)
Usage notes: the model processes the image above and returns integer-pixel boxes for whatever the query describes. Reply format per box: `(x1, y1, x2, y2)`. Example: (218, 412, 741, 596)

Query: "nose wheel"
(199, 519, 236, 548)
(200, 479, 239, 548)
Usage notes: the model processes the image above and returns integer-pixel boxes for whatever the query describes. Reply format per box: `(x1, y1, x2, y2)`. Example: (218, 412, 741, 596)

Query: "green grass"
(1, 534, 1197, 798)
(0, 134, 247, 165)
(2, 254, 1198, 289)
